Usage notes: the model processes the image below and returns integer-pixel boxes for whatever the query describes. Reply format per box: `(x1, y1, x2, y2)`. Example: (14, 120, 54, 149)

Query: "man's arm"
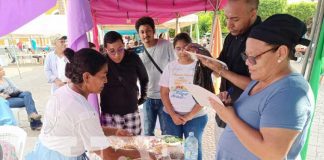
(44, 53, 57, 83)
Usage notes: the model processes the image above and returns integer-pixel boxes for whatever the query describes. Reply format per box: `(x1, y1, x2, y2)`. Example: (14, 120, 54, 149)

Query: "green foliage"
(258, 0, 287, 20)
(174, 0, 317, 38)
(168, 29, 175, 38)
(286, 2, 317, 23)
(197, 12, 214, 38)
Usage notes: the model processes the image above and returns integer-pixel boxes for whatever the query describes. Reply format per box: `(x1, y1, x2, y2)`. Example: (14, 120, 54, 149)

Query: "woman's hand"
(218, 91, 232, 106)
(170, 113, 184, 125)
(209, 97, 236, 124)
(54, 78, 65, 87)
(0, 93, 10, 99)
(180, 114, 193, 125)
(115, 129, 133, 136)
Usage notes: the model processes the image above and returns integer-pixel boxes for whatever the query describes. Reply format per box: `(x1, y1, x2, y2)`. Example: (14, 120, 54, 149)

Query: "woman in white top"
(26, 48, 142, 160)
(160, 33, 214, 160)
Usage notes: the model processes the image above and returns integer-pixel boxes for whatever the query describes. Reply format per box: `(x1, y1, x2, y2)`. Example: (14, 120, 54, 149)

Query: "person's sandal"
(29, 113, 42, 121)
(30, 119, 43, 131)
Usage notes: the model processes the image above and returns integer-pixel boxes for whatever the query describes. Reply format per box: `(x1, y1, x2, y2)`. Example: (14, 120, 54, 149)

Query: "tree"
(286, 2, 317, 23)
(198, 12, 214, 36)
(258, 0, 287, 20)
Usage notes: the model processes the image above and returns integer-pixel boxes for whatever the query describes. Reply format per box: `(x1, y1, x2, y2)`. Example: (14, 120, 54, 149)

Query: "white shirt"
(159, 60, 198, 113)
(57, 55, 68, 83)
(39, 85, 109, 157)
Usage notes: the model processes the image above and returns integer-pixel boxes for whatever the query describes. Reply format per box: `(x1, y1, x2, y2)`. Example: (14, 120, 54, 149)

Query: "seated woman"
(160, 33, 214, 160)
(201, 14, 314, 159)
(26, 48, 146, 160)
(0, 98, 17, 126)
(0, 65, 42, 130)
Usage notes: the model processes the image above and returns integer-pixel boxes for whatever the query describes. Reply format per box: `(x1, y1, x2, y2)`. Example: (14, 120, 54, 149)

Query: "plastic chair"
(0, 126, 27, 160)
(11, 107, 25, 126)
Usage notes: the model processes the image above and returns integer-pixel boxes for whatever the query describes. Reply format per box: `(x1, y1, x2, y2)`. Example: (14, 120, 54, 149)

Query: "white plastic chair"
(0, 125, 27, 160)
(11, 107, 26, 126)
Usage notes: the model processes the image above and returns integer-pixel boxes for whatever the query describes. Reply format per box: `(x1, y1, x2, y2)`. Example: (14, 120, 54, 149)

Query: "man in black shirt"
(193, 0, 261, 127)
(100, 31, 148, 135)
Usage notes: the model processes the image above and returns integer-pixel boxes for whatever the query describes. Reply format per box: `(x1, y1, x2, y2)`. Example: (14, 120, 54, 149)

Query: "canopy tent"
(68, 0, 227, 112)
(104, 29, 168, 36)
(100, 14, 198, 31)
(90, 0, 224, 25)
(1, 0, 323, 159)
(99, 14, 199, 43)
(88, 1, 223, 49)
(10, 15, 67, 36)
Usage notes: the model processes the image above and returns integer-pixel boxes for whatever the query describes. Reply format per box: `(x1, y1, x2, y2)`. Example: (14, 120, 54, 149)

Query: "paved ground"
(3, 61, 323, 159)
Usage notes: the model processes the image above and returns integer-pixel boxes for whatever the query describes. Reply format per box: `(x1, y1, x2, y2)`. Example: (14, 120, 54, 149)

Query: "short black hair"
(88, 42, 96, 48)
(103, 31, 123, 48)
(173, 32, 192, 48)
(228, 0, 259, 9)
(64, 48, 107, 84)
(135, 16, 155, 33)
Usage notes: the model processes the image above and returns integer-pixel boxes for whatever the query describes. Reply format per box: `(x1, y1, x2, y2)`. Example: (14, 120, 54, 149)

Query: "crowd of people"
(0, 0, 317, 159)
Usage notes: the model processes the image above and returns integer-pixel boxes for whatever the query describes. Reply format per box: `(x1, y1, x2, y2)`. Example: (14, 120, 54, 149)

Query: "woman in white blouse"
(26, 48, 143, 160)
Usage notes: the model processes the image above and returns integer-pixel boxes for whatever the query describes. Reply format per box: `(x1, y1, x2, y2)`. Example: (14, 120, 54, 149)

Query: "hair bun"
(64, 48, 75, 62)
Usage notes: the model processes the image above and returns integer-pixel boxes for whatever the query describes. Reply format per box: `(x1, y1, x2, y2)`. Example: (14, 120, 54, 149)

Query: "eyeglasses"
(107, 47, 124, 55)
(241, 46, 279, 65)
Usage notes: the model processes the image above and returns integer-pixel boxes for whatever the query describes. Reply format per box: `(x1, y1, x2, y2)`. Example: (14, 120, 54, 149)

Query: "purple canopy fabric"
(0, 0, 57, 37)
(67, 0, 92, 50)
(67, 0, 100, 113)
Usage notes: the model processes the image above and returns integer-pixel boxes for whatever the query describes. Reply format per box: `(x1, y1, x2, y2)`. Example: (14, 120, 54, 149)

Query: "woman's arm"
(0, 92, 10, 99)
(102, 127, 132, 136)
(4, 77, 19, 91)
(182, 104, 203, 123)
(160, 86, 184, 125)
(209, 98, 300, 159)
(95, 147, 141, 160)
(218, 69, 251, 91)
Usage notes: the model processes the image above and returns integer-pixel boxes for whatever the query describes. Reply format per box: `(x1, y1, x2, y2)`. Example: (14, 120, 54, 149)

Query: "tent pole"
(10, 35, 22, 78)
(190, 24, 193, 38)
(196, 23, 200, 44)
(175, 13, 180, 34)
(306, 0, 324, 80)
(302, 0, 324, 78)
(209, 9, 218, 51)
(300, 1, 324, 159)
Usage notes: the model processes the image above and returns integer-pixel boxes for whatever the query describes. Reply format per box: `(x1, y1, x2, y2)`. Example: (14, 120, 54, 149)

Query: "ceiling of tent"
(101, 14, 199, 31)
(9, 15, 67, 36)
(90, 0, 226, 25)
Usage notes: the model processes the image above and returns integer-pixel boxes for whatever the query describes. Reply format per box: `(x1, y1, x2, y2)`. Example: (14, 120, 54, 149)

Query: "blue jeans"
(143, 98, 166, 136)
(7, 91, 38, 116)
(163, 111, 208, 160)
